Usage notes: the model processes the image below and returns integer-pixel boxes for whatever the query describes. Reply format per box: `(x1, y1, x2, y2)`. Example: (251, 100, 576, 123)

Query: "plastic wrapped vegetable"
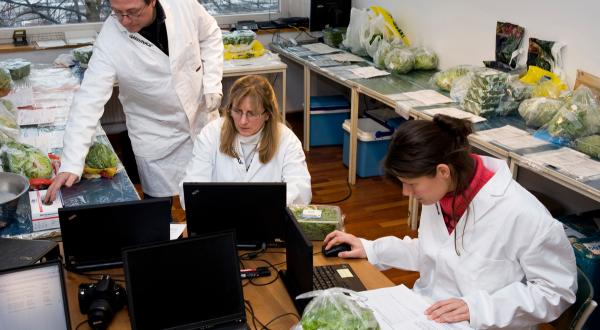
(1, 141, 52, 179)
(496, 76, 532, 116)
(289, 204, 343, 240)
(384, 47, 414, 74)
(575, 135, 600, 159)
(0, 67, 13, 97)
(297, 288, 379, 330)
(1, 59, 31, 80)
(73, 46, 93, 66)
(544, 86, 600, 141)
(83, 142, 119, 179)
(518, 97, 563, 128)
(323, 27, 346, 48)
(372, 40, 392, 69)
(222, 30, 256, 46)
(411, 46, 438, 70)
(461, 68, 509, 116)
(0, 100, 19, 143)
(431, 65, 474, 91)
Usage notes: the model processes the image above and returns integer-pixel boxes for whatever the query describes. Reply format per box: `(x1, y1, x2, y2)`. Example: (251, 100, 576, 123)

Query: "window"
(0, 0, 111, 28)
(200, 0, 280, 17)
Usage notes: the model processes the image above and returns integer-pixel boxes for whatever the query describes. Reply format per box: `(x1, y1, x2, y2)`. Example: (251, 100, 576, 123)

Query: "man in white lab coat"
(45, 0, 223, 202)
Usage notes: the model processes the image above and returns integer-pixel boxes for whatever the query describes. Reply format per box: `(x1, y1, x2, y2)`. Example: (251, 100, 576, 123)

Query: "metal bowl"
(0, 172, 29, 228)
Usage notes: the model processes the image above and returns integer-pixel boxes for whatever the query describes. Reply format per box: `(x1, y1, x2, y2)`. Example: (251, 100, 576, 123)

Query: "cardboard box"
(29, 190, 62, 232)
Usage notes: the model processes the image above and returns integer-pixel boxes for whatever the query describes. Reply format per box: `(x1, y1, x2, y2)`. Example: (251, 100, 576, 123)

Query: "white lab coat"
(361, 156, 577, 330)
(179, 118, 312, 207)
(60, 0, 223, 196)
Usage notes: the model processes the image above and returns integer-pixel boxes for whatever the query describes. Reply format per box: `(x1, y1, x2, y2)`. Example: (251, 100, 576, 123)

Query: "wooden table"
(64, 245, 394, 330)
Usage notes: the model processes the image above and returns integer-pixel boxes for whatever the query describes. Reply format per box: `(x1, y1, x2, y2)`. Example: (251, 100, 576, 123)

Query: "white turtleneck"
(238, 128, 263, 170)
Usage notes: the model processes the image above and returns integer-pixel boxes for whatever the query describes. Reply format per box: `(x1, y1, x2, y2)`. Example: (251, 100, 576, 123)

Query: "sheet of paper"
(526, 148, 600, 180)
(4, 86, 34, 108)
(402, 90, 453, 106)
(307, 55, 340, 67)
(476, 125, 528, 141)
(422, 107, 486, 123)
(35, 39, 67, 49)
(494, 135, 549, 150)
(362, 285, 472, 330)
(65, 29, 97, 45)
(326, 52, 366, 63)
(350, 66, 390, 79)
(302, 43, 340, 54)
(18, 108, 56, 126)
(170, 223, 186, 240)
(322, 65, 362, 81)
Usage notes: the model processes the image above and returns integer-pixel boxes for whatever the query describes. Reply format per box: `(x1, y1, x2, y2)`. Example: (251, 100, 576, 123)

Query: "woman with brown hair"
(179, 75, 311, 207)
(324, 115, 577, 329)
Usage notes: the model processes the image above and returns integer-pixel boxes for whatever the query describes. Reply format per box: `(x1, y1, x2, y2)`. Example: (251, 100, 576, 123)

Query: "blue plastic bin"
(572, 236, 600, 329)
(309, 95, 350, 147)
(342, 118, 392, 177)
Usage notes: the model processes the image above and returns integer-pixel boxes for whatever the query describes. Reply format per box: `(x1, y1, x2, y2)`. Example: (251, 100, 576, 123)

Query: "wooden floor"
(117, 112, 416, 287)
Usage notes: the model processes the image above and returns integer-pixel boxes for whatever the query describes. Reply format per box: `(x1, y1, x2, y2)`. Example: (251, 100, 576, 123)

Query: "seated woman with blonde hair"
(179, 75, 311, 207)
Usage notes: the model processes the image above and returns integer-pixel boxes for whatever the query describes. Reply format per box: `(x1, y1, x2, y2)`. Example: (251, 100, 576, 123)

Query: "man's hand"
(44, 172, 78, 203)
(425, 298, 470, 324)
(323, 230, 367, 259)
(204, 93, 222, 112)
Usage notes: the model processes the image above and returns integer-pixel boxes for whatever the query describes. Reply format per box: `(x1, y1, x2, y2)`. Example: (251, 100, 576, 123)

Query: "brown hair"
(383, 115, 475, 254)
(220, 75, 281, 164)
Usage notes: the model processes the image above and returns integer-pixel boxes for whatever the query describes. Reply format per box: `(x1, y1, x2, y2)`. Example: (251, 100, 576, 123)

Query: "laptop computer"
(0, 260, 71, 329)
(0, 237, 60, 271)
(59, 198, 171, 271)
(183, 182, 286, 249)
(122, 231, 248, 330)
(279, 207, 366, 314)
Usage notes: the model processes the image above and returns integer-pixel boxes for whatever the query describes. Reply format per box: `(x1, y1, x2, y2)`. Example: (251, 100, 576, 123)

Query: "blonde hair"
(220, 75, 282, 164)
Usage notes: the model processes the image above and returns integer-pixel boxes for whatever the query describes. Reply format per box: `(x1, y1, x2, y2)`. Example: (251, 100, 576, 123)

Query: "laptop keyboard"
(313, 265, 348, 290)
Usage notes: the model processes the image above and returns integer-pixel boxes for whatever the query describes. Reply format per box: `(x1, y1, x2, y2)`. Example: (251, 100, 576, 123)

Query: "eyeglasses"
(110, 3, 149, 20)
(230, 108, 265, 120)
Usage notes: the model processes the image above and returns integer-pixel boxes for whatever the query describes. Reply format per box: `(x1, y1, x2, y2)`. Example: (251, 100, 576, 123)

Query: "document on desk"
(526, 148, 600, 181)
(476, 126, 549, 150)
(302, 43, 341, 54)
(350, 66, 391, 79)
(401, 90, 454, 107)
(422, 107, 486, 123)
(362, 285, 472, 330)
(326, 53, 366, 63)
(170, 223, 186, 240)
(322, 65, 362, 81)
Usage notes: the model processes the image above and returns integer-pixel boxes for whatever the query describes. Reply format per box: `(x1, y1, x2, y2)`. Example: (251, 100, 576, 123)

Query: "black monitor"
(123, 232, 247, 330)
(183, 182, 286, 249)
(310, 0, 351, 31)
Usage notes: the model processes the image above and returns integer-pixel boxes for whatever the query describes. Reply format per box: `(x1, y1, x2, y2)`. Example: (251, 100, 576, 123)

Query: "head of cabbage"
(2, 141, 52, 179)
(85, 142, 118, 169)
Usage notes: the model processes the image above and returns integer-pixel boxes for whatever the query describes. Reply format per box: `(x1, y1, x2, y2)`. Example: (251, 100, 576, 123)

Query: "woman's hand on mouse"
(323, 230, 367, 259)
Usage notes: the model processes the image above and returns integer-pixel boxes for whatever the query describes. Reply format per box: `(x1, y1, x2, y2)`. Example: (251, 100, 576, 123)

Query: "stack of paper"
(422, 107, 486, 123)
(476, 126, 549, 150)
(302, 43, 341, 54)
(350, 66, 390, 79)
(526, 148, 600, 180)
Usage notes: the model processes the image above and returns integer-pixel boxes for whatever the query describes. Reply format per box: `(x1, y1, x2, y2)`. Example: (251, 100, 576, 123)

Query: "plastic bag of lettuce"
(295, 288, 379, 330)
(289, 204, 343, 240)
(1, 141, 52, 179)
(83, 142, 119, 179)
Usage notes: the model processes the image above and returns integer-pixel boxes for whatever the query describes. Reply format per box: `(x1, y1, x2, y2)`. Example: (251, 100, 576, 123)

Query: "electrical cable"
(313, 180, 353, 204)
(263, 312, 301, 329)
(75, 319, 88, 330)
(245, 300, 268, 330)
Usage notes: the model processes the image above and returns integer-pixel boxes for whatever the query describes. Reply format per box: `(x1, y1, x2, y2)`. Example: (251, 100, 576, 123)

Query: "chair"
(551, 267, 598, 330)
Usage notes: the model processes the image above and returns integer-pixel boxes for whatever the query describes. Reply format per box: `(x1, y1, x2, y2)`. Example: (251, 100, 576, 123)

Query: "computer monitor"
(59, 198, 172, 271)
(0, 261, 71, 329)
(183, 182, 286, 249)
(310, 0, 351, 31)
(123, 232, 248, 330)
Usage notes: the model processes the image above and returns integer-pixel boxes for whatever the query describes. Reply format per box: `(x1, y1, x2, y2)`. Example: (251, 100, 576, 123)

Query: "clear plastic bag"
(430, 65, 475, 92)
(372, 40, 392, 69)
(496, 75, 533, 116)
(518, 97, 563, 128)
(460, 68, 509, 117)
(575, 135, 600, 159)
(0, 67, 14, 97)
(342, 8, 369, 56)
(539, 86, 600, 143)
(294, 288, 379, 330)
(411, 46, 438, 70)
(1, 58, 31, 80)
(0, 99, 19, 143)
(360, 14, 385, 58)
(1, 141, 53, 179)
(384, 47, 414, 74)
(72, 45, 93, 67)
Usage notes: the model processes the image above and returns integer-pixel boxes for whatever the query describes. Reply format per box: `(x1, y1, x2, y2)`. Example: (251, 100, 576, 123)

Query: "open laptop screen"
(123, 232, 246, 330)
(0, 261, 71, 330)
(183, 182, 286, 248)
(59, 198, 171, 271)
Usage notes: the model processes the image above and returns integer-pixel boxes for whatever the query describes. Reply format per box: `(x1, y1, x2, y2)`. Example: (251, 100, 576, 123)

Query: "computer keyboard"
(312, 265, 348, 290)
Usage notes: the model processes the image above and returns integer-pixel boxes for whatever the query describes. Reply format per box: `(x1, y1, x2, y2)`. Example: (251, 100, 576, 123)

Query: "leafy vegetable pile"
(301, 290, 379, 330)
(1, 141, 52, 179)
(85, 142, 118, 169)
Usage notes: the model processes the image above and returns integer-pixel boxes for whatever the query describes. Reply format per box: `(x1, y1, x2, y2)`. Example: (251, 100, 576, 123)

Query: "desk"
(64, 245, 394, 330)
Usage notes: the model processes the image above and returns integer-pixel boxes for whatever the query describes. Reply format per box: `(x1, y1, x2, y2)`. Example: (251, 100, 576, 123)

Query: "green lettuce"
(2, 141, 52, 179)
(301, 293, 379, 330)
(85, 142, 118, 169)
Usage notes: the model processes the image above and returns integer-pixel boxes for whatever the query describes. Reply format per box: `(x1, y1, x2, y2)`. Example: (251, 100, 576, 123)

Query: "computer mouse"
(322, 243, 351, 258)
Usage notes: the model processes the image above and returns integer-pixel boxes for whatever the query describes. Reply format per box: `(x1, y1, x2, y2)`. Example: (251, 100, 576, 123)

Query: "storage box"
(309, 95, 350, 147)
(342, 118, 392, 177)
(289, 204, 343, 241)
(29, 190, 63, 232)
(365, 108, 406, 130)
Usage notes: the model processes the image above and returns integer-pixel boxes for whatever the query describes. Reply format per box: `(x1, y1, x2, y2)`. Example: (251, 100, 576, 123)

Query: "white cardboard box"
(29, 190, 63, 232)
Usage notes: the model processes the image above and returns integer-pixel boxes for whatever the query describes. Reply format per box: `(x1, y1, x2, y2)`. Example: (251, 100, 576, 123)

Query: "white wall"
(353, 0, 600, 87)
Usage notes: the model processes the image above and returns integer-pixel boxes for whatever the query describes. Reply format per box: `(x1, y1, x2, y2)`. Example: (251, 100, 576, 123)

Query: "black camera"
(78, 275, 127, 330)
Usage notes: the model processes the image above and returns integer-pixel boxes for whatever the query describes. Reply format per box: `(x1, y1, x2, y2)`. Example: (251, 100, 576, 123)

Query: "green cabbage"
(431, 65, 472, 91)
(85, 142, 118, 169)
(575, 135, 600, 159)
(412, 47, 438, 70)
(1, 59, 31, 80)
(546, 86, 600, 140)
(372, 40, 392, 69)
(301, 292, 379, 330)
(2, 141, 52, 179)
(384, 47, 414, 74)
(73, 46, 93, 65)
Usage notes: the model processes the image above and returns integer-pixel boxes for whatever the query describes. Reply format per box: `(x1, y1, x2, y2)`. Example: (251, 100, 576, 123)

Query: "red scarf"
(439, 155, 494, 234)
